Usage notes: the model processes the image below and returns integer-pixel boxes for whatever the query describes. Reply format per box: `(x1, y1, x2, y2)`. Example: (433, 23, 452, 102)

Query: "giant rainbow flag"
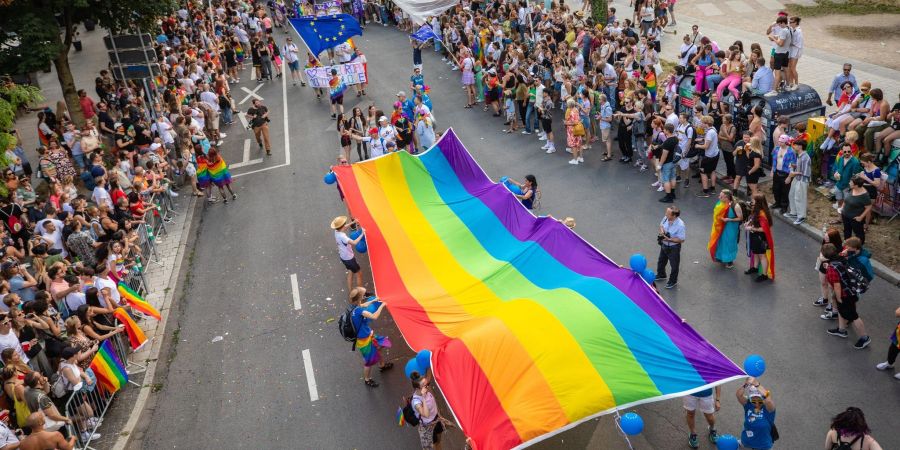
(332, 129, 745, 450)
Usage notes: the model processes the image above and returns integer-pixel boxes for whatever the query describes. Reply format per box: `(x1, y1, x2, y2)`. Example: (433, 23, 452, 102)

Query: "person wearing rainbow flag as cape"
(329, 68, 347, 120)
(348, 287, 393, 388)
(708, 189, 742, 269)
(744, 193, 776, 282)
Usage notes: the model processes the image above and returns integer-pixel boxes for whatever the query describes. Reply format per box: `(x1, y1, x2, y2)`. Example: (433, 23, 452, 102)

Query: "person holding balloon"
(736, 378, 776, 450)
(506, 175, 538, 210)
(331, 216, 366, 293)
(349, 287, 392, 387)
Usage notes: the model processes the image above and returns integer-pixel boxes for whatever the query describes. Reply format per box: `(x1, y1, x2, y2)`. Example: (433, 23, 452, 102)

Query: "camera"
(657, 232, 670, 246)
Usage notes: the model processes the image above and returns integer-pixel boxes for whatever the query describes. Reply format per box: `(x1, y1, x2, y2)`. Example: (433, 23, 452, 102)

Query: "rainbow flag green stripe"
(90, 339, 128, 393)
(332, 129, 744, 450)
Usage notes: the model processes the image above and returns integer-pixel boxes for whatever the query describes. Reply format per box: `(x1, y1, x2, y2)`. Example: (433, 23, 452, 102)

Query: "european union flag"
(289, 14, 363, 57)
(410, 24, 439, 43)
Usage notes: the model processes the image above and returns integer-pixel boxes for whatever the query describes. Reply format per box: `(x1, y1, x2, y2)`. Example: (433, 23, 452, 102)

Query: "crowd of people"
(323, 1, 898, 449)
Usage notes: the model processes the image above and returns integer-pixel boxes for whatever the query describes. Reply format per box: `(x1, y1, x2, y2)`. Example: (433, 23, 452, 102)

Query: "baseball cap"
(378, 116, 388, 123)
(397, 91, 406, 97)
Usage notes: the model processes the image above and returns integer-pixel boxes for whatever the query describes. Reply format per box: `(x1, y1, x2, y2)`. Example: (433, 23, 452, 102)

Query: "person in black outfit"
(616, 98, 636, 162)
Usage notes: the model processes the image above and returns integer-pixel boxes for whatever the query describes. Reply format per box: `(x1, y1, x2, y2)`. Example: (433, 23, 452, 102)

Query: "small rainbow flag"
(395, 406, 405, 426)
(90, 339, 128, 394)
(117, 283, 161, 320)
(113, 308, 148, 351)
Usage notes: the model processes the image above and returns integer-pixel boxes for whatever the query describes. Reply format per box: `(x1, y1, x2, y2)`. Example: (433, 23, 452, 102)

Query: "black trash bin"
(744, 84, 825, 162)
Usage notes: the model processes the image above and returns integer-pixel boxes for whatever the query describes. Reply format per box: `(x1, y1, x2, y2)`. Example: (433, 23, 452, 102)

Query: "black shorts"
(331, 95, 344, 105)
(541, 118, 552, 133)
(700, 154, 719, 174)
(341, 257, 361, 273)
(773, 52, 789, 70)
(749, 231, 768, 254)
(746, 171, 761, 184)
(341, 135, 351, 147)
(433, 421, 445, 444)
(837, 296, 859, 322)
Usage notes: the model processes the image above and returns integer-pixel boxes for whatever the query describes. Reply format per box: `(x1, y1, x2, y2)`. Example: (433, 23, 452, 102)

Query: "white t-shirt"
(283, 43, 299, 63)
(335, 230, 354, 260)
(0, 330, 28, 364)
(92, 185, 114, 210)
(361, 136, 385, 158)
(39, 218, 66, 257)
(704, 128, 720, 158)
(679, 43, 697, 67)
(335, 42, 353, 63)
(94, 275, 121, 305)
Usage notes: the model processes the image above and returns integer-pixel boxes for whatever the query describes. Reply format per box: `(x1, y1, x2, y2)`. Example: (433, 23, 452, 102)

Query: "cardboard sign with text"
(305, 61, 367, 88)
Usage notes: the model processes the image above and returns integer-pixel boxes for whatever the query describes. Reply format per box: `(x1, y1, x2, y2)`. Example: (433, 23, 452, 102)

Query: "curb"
(714, 176, 900, 287)
(111, 195, 199, 450)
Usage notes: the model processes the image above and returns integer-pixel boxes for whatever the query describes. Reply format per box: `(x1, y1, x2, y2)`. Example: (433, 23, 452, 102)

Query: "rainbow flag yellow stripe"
(332, 130, 744, 450)
(90, 339, 128, 394)
(113, 308, 148, 351)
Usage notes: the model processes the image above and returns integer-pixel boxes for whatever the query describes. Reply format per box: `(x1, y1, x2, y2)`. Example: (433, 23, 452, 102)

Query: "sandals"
(601, 156, 613, 162)
(364, 378, 379, 387)
(379, 362, 394, 372)
(464, 104, 473, 109)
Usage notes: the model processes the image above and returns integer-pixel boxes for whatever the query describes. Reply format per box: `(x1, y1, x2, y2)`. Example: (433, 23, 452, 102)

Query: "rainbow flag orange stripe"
(90, 339, 128, 394)
(707, 200, 730, 261)
(113, 308, 148, 351)
(333, 129, 744, 450)
(117, 283, 161, 320)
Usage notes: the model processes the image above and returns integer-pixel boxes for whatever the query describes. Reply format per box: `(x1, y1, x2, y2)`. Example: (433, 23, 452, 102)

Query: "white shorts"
(789, 48, 802, 59)
(683, 395, 715, 414)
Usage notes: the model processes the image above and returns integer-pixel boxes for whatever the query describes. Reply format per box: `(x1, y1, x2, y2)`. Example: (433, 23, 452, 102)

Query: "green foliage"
(786, 0, 900, 16)
(0, 81, 43, 157)
(590, 0, 608, 27)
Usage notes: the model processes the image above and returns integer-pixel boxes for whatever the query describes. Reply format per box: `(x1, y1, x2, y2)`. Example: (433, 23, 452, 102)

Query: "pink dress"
(565, 108, 583, 149)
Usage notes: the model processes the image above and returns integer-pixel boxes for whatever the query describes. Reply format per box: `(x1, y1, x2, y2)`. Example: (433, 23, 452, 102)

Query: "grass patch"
(827, 24, 900, 39)
(786, 0, 900, 16)
(660, 58, 678, 75)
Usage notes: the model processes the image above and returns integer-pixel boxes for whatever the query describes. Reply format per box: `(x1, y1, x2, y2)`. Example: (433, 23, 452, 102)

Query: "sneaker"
(565, 147, 573, 153)
(744, 268, 757, 275)
(854, 336, 871, 349)
(665, 281, 677, 289)
(783, 212, 797, 218)
(639, 165, 648, 172)
(708, 428, 718, 444)
(577, 157, 584, 162)
(651, 181, 661, 187)
(894, 373, 900, 380)
(522, 130, 532, 135)
(659, 195, 674, 203)
(793, 217, 806, 225)
(220, 133, 227, 138)
(813, 297, 828, 307)
(568, 159, 579, 165)
(633, 159, 642, 167)
(655, 274, 668, 280)
(820, 311, 838, 320)
(546, 147, 556, 154)
(755, 274, 769, 282)
(657, 185, 665, 192)
(622, 157, 632, 163)
(876, 361, 894, 371)
(725, 262, 734, 269)
(541, 143, 551, 150)
(538, 135, 547, 141)
(683, 179, 690, 188)
(81, 431, 101, 442)
(688, 433, 699, 449)
(826, 328, 848, 338)
(695, 191, 711, 198)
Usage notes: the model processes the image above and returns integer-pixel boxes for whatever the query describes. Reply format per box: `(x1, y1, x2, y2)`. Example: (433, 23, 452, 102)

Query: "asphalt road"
(138, 25, 900, 450)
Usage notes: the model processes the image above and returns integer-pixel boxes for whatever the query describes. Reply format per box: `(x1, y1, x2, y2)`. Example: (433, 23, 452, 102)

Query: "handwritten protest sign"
(305, 61, 367, 89)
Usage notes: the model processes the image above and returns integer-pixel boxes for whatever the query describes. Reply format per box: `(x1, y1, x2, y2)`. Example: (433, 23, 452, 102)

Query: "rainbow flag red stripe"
(113, 308, 148, 351)
(90, 339, 128, 394)
(117, 283, 161, 320)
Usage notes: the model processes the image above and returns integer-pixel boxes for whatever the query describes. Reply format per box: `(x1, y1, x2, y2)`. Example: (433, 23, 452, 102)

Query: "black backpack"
(830, 259, 870, 297)
(830, 434, 861, 450)
(683, 126, 701, 159)
(338, 306, 359, 348)
(401, 395, 421, 427)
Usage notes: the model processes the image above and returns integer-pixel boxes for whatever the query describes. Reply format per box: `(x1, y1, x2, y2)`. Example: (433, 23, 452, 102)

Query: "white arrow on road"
(239, 84, 264, 105)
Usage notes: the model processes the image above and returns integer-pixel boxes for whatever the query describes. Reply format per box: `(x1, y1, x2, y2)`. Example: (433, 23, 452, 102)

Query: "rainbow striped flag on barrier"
(90, 340, 128, 394)
(113, 308, 148, 351)
(117, 283, 161, 320)
(332, 129, 745, 450)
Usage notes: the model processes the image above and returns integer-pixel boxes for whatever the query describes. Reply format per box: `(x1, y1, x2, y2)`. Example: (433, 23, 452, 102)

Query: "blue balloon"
(640, 269, 656, 284)
(716, 434, 740, 450)
(619, 412, 644, 436)
(356, 238, 368, 254)
(349, 229, 362, 240)
(629, 254, 648, 273)
(416, 350, 432, 370)
(404, 358, 423, 379)
(743, 354, 766, 378)
(324, 171, 337, 184)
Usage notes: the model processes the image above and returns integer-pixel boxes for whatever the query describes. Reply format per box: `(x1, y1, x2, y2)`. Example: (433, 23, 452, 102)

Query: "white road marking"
(232, 162, 288, 178)
(302, 349, 319, 401)
(290, 273, 302, 310)
(239, 84, 264, 104)
(282, 59, 291, 166)
(242, 138, 250, 162)
(230, 158, 264, 169)
(237, 111, 248, 129)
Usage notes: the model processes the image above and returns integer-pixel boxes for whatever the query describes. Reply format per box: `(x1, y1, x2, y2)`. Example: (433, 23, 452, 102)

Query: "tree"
(0, 0, 176, 126)
(590, 0, 608, 27)
(0, 80, 43, 195)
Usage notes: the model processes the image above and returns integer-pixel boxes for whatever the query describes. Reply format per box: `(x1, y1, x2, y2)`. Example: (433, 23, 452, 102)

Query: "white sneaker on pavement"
(657, 185, 665, 192)
(568, 159, 579, 165)
(577, 157, 584, 162)
(651, 181, 661, 187)
(876, 361, 894, 370)
(538, 135, 547, 141)
(565, 147, 572, 153)
(546, 147, 556, 153)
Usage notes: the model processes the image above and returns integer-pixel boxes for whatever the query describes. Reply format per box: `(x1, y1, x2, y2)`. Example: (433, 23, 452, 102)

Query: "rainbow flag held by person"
(90, 339, 128, 394)
(707, 200, 730, 262)
(196, 156, 211, 189)
(751, 213, 776, 280)
(113, 308, 148, 351)
(330, 76, 347, 101)
(209, 157, 232, 186)
(644, 70, 657, 100)
(395, 406, 406, 426)
(332, 129, 746, 450)
(118, 283, 161, 320)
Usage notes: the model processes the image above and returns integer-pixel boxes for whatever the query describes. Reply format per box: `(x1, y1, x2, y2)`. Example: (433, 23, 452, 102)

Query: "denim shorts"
(661, 162, 677, 182)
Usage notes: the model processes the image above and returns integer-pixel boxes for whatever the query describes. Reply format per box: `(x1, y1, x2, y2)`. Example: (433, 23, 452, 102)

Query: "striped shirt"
(793, 151, 811, 182)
